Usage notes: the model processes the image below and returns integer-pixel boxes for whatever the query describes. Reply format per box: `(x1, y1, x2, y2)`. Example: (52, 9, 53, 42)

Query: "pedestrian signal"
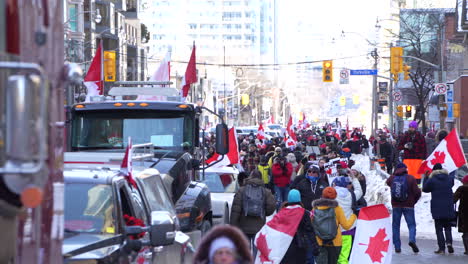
(322, 60, 333, 82)
(241, 94, 249, 105)
(405, 105, 412, 118)
(453, 103, 460, 118)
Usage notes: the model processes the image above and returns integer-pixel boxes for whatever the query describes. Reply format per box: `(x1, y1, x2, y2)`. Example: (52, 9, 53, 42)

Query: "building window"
(189, 23, 197, 29)
(68, 4, 78, 32)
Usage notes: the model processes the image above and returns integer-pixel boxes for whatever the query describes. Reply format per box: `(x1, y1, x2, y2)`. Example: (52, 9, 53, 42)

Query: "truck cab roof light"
(114, 103, 123, 107)
(127, 103, 136, 107)
(139, 103, 149, 107)
(178, 104, 189, 109)
(75, 104, 85, 108)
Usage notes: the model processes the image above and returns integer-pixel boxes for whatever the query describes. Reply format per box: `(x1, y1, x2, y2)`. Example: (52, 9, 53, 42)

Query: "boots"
(463, 235, 468, 255)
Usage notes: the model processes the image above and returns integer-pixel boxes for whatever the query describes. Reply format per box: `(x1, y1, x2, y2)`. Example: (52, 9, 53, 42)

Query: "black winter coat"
(454, 185, 468, 233)
(290, 175, 329, 210)
(281, 209, 320, 264)
(422, 169, 455, 220)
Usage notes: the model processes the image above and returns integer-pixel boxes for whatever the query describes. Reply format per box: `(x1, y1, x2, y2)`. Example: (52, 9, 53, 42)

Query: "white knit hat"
(209, 236, 236, 261)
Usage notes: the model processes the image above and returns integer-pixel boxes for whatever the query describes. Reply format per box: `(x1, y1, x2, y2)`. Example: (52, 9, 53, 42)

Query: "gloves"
(404, 142, 413, 150)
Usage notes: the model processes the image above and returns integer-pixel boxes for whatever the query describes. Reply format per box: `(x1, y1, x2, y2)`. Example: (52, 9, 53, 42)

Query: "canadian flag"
(349, 204, 392, 264)
(181, 43, 197, 98)
(302, 113, 310, 129)
(206, 127, 239, 167)
(417, 128, 467, 174)
(255, 205, 305, 263)
(263, 115, 274, 125)
(120, 137, 137, 188)
(286, 115, 297, 142)
(84, 43, 103, 101)
(257, 124, 266, 140)
(137, 48, 171, 101)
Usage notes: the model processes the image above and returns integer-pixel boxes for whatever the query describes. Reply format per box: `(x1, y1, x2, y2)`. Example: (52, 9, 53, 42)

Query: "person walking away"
(193, 225, 253, 264)
(312, 187, 357, 264)
(290, 165, 329, 211)
(386, 162, 421, 253)
(397, 121, 427, 184)
(422, 163, 455, 254)
(425, 132, 437, 158)
(271, 156, 293, 210)
(454, 175, 468, 255)
(280, 190, 320, 264)
(361, 135, 370, 156)
(242, 144, 260, 176)
(377, 134, 394, 174)
(257, 155, 271, 188)
(230, 170, 276, 256)
(332, 176, 363, 264)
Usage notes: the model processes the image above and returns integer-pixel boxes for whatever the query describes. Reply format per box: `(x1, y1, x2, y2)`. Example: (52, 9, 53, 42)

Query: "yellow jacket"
(312, 198, 357, 247)
(257, 164, 270, 184)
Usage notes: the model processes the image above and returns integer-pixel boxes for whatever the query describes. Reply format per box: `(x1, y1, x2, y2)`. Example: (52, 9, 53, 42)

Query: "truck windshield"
(64, 183, 115, 234)
(71, 110, 194, 151)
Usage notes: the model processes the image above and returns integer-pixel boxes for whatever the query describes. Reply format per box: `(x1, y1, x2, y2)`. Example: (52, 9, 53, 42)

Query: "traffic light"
(104, 51, 116, 82)
(241, 94, 249, 105)
(396, 105, 403, 117)
(392, 73, 399, 83)
(405, 105, 412, 118)
(390, 47, 403, 75)
(453, 103, 460, 118)
(403, 64, 411, 80)
(322, 60, 333, 82)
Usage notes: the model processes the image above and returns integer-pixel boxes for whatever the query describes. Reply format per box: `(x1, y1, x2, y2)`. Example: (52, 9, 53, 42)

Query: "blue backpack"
(391, 175, 409, 202)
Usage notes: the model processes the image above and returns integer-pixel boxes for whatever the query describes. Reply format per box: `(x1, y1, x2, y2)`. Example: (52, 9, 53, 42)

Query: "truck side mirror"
(149, 211, 176, 247)
(215, 124, 229, 155)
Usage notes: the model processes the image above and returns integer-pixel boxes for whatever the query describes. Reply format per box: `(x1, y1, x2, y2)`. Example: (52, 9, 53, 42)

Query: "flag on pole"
(263, 115, 274, 125)
(120, 137, 137, 188)
(346, 117, 350, 139)
(286, 115, 297, 142)
(417, 128, 467, 174)
(137, 48, 172, 100)
(181, 43, 197, 99)
(84, 42, 103, 101)
(257, 124, 266, 140)
(302, 113, 309, 129)
(206, 127, 239, 167)
(349, 204, 392, 264)
(254, 205, 305, 264)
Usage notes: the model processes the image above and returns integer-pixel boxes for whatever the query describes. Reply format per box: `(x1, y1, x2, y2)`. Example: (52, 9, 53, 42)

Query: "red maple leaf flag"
(350, 204, 392, 264)
(254, 205, 305, 263)
(418, 129, 466, 174)
(120, 137, 137, 188)
(84, 42, 103, 101)
(257, 123, 266, 140)
(181, 43, 197, 98)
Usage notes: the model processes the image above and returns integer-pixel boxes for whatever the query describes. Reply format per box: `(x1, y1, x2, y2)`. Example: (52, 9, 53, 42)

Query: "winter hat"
(427, 132, 436, 139)
(409, 121, 418, 128)
(209, 236, 236, 261)
(275, 147, 282, 152)
(322, 187, 337, 199)
(433, 163, 443, 170)
(333, 176, 352, 187)
(462, 175, 468, 184)
(288, 189, 301, 203)
(396, 162, 407, 169)
(338, 161, 348, 169)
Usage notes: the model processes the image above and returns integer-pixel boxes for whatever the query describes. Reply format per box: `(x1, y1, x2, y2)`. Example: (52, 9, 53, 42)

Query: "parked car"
(63, 165, 195, 264)
(200, 166, 240, 225)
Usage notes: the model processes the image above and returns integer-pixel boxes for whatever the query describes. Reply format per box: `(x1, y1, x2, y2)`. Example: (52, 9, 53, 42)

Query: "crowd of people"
(196, 121, 468, 264)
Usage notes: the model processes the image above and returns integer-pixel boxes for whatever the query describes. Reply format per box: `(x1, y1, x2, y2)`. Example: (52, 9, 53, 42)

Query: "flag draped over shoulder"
(417, 128, 466, 174)
(350, 204, 392, 264)
(254, 205, 305, 264)
(205, 127, 239, 167)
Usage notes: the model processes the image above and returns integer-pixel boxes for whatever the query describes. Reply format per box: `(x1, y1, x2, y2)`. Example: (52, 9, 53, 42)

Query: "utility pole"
(389, 76, 394, 132)
(371, 48, 379, 136)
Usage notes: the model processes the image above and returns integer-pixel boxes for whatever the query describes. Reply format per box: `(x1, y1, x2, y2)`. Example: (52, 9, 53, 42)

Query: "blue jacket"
(422, 169, 455, 220)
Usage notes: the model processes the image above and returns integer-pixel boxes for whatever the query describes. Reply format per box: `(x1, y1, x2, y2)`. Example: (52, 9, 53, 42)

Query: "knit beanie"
(209, 237, 236, 261)
(432, 163, 443, 170)
(288, 189, 301, 203)
(409, 121, 418, 128)
(462, 175, 468, 184)
(322, 187, 337, 199)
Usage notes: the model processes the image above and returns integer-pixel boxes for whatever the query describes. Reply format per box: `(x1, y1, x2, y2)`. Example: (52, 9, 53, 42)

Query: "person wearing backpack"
(230, 170, 276, 256)
(422, 163, 456, 254)
(312, 187, 357, 264)
(280, 190, 320, 264)
(332, 176, 363, 264)
(386, 162, 421, 253)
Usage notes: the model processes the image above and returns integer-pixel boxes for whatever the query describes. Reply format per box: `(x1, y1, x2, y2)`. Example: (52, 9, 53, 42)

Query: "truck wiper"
(149, 150, 173, 168)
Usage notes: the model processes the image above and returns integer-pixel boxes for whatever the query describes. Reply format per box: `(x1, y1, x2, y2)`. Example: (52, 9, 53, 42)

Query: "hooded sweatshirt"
(422, 169, 455, 220)
(334, 178, 363, 234)
(386, 167, 421, 208)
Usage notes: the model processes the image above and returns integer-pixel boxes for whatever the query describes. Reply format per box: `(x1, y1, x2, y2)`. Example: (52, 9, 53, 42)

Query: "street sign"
(446, 90, 453, 102)
(379, 93, 388, 101)
(434, 83, 448, 95)
(393, 91, 402, 102)
(340, 69, 349, 84)
(350, 69, 378, 75)
(378, 82, 388, 92)
(379, 100, 388, 107)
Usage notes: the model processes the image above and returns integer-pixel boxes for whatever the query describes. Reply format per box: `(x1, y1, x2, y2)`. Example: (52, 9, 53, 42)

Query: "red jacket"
(272, 162, 293, 187)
